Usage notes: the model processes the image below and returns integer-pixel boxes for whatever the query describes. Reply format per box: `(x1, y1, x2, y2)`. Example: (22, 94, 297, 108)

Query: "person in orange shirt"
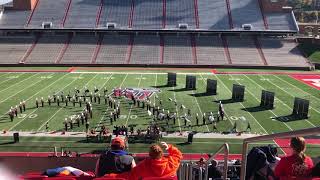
(128, 141, 183, 180)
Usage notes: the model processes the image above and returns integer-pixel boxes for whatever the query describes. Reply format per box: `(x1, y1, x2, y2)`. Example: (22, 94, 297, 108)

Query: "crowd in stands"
(20, 136, 320, 180)
(88, 136, 320, 180)
(95, 137, 182, 180)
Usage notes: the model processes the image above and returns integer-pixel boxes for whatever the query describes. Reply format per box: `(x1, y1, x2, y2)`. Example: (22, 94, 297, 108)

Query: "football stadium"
(0, 0, 319, 179)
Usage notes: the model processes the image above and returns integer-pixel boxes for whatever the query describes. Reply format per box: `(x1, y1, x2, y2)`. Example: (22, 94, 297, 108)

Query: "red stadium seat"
(21, 171, 48, 180)
(21, 171, 95, 180)
(43, 178, 76, 180)
(93, 178, 126, 180)
(142, 176, 178, 180)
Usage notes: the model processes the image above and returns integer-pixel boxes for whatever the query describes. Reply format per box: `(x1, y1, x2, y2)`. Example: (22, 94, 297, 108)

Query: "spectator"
(128, 142, 182, 180)
(311, 161, 320, 177)
(208, 159, 222, 179)
(95, 137, 136, 177)
(274, 137, 314, 179)
(196, 157, 206, 168)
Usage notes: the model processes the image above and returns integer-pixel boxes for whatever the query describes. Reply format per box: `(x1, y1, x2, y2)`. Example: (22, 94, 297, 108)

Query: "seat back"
(143, 176, 178, 180)
(93, 178, 126, 180)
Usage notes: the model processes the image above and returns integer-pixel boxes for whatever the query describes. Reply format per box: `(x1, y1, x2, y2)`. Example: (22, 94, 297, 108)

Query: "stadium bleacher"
(25, 35, 66, 64)
(0, 0, 298, 31)
(227, 36, 264, 65)
(0, 9, 29, 28)
(130, 35, 160, 64)
(95, 35, 129, 64)
(59, 35, 98, 64)
(132, 0, 163, 29)
(27, 0, 68, 28)
(260, 38, 310, 67)
(0, 36, 34, 64)
(265, 12, 297, 31)
(0, 34, 311, 68)
(163, 35, 193, 64)
(165, 0, 196, 29)
(64, 0, 100, 28)
(229, 0, 265, 30)
(197, 0, 229, 30)
(195, 36, 228, 65)
(98, 0, 132, 29)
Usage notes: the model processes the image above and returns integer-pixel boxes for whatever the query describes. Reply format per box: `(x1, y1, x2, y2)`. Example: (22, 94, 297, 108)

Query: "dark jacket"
(96, 150, 134, 177)
(246, 145, 278, 180)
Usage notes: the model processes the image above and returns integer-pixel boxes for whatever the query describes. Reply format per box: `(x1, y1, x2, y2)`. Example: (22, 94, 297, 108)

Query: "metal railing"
(178, 143, 229, 180)
(240, 127, 320, 180)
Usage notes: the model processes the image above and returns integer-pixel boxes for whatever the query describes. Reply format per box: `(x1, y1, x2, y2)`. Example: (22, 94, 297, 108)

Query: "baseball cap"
(111, 137, 125, 148)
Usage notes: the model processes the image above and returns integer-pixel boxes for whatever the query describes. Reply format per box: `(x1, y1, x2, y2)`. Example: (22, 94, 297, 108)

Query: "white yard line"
(199, 74, 234, 128)
(273, 75, 320, 114)
(172, 85, 182, 132)
(237, 75, 293, 131)
(37, 108, 63, 131)
(8, 73, 82, 131)
(0, 73, 40, 94)
(191, 89, 210, 132)
(94, 74, 114, 131)
(153, 73, 157, 103)
(119, 74, 128, 88)
(35, 73, 100, 132)
(125, 74, 143, 127)
(0, 73, 53, 103)
(71, 72, 212, 75)
(213, 74, 269, 134)
(274, 75, 320, 101)
(262, 75, 316, 127)
(0, 72, 11, 78)
(0, 73, 69, 119)
(0, 73, 25, 86)
(8, 109, 38, 131)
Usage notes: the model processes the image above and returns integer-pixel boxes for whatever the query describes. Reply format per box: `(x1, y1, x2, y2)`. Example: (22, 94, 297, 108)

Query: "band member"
(48, 96, 52, 106)
(22, 100, 26, 111)
(41, 97, 44, 107)
(9, 110, 14, 122)
(45, 122, 49, 131)
(19, 102, 23, 113)
(196, 113, 199, 126)
(79, 98, 82, 107)
(14, 106, 18, 117)
(64, 119, 68, 131)
(35, 98, 39, 108)
(202, 113, 206, 125)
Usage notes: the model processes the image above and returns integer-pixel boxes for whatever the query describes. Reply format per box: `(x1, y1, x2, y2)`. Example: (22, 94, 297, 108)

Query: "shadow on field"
(0, 118, 10, 123)
(176, 142, 191, 146)
(242, 106, 273, 112)
(0, 141, 15, 145)
(152, 84, 175, 88)
(274, 115, 306, 122)
(189, 92, 215, 97)
(168, 88, 191, 92)
(214, 99, 238, 104)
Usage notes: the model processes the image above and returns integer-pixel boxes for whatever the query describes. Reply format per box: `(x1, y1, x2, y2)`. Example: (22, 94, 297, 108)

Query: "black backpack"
(246, 145, 278, 180)
(97, 150, 133, 177)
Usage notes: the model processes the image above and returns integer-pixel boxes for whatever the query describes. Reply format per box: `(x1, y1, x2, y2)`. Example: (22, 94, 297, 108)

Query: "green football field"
(0, 68, 319, 155)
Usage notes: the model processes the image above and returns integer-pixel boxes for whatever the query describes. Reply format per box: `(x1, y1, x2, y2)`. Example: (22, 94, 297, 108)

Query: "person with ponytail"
(275, 137, 314, 179)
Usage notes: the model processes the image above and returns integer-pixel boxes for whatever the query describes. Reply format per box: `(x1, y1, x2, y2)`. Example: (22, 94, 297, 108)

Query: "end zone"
(290, 74, 320, 90)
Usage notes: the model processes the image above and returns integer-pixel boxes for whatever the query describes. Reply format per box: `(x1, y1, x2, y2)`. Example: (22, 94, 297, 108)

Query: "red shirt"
(275, 154, 314, 180)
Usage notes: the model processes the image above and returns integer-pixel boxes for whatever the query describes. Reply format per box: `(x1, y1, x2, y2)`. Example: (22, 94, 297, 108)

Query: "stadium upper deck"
(0, 0, 298, 32)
